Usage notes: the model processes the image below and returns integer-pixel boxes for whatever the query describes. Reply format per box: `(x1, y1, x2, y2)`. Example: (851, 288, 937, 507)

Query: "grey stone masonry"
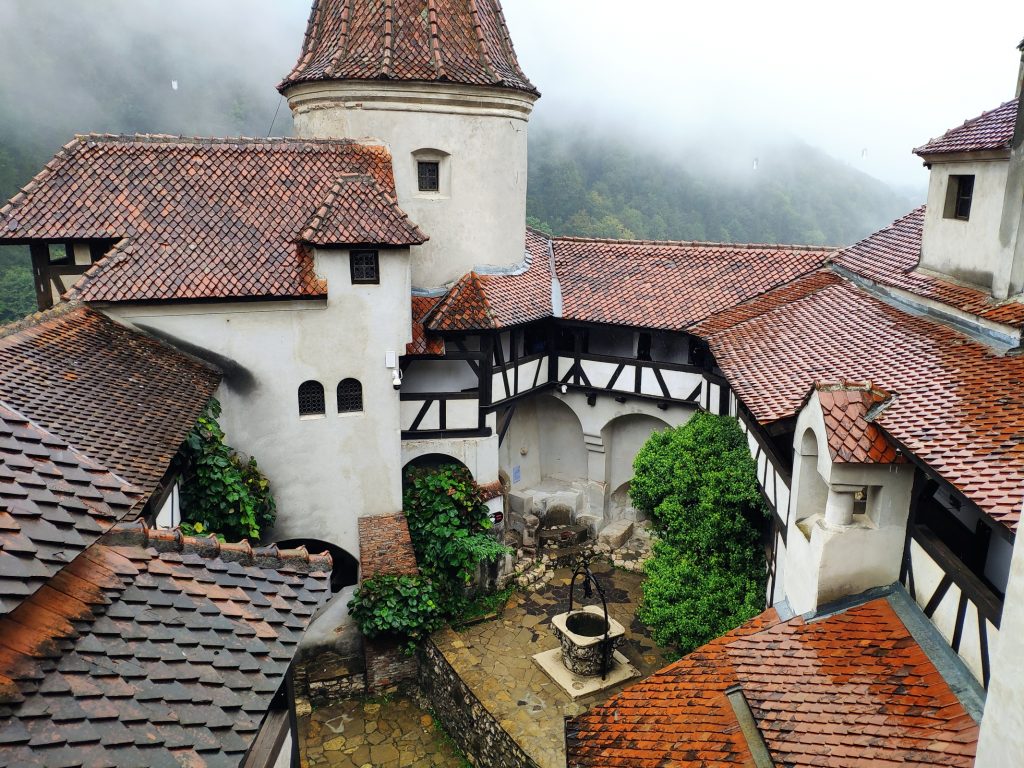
(419, 636, 540, 768)
(598, 520, 634, 550)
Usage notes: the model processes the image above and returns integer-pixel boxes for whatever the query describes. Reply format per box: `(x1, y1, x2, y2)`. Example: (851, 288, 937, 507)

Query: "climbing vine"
(632, 412, 768, 652)
(349, 464, 510, 650)
(347, 574, 446, 651)
(175, 399, 276, 542)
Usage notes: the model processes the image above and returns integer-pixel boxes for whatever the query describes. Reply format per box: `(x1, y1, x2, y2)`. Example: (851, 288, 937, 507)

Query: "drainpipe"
(997, 40, 1024, 298)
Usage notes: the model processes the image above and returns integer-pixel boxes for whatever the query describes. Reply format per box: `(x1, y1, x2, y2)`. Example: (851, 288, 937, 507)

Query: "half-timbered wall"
(901, 481, 1008, 688)
(903, 531, 1000, 687)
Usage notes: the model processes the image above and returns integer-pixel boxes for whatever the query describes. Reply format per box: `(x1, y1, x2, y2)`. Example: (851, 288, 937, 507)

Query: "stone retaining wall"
(294, 647, 367, 709)
(418, 637, 540, 768)
(366, 637, 419, 692)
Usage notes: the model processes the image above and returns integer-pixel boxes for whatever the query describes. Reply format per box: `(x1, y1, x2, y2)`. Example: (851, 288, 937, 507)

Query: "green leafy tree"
(632, 413, 769, 653)
(176, 399, 276, 542)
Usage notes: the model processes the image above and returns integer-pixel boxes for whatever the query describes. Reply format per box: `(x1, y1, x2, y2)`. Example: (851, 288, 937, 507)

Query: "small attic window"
(417, 161, 440, 192)
(350, 251, 379, 284)
(944, 174, 975, 221)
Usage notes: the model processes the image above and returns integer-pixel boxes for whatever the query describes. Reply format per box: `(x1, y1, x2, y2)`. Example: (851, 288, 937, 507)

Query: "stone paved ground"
(434, 559, 674, 768)
(300, 694, 468, 768)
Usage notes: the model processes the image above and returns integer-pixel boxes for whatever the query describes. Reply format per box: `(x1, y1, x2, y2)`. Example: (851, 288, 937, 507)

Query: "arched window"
(298, 380, 325, 417)
(337, 378, 363, 413)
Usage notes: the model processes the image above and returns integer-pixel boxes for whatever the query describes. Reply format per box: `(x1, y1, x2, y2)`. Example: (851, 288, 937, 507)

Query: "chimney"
(996, 42, 1024, 297)
(1017, 38, 1024, 98)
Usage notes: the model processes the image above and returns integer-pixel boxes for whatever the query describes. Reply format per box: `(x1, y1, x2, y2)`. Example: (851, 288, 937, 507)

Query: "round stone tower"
(279, 0, 540, 289)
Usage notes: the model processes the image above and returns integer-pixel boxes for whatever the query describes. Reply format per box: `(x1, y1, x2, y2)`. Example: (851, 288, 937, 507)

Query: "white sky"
(498, 1, 1022, 189)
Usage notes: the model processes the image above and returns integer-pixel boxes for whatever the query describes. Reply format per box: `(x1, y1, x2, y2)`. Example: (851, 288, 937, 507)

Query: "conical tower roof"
(279, 0, 538, 96)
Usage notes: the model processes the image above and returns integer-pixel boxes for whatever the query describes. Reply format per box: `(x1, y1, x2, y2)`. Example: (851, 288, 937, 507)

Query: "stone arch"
(401, 453, 472, 488)
(532, 394, 588, 482)
(794, 427, 829, 523)
(272, 538, 359, 593)
(601, 413, 673, 496)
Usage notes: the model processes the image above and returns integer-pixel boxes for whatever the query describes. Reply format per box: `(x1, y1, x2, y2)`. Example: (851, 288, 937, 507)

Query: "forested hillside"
(526, 126, 912, 245)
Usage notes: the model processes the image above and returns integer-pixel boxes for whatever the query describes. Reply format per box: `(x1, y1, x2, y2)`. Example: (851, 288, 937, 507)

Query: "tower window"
(417, 161, 440, 192)
(337, 379, 364, 413)
(298, 380, 326, 417)
(944, 174, 975, 221)
(350, 250, 379, 284)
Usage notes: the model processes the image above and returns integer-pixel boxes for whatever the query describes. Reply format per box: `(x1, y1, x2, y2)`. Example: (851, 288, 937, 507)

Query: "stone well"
(550, 605, 626, 677)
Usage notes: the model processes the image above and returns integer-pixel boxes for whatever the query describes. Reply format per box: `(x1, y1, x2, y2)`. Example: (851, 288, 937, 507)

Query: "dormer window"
(944, 174, 975, 221)
(350, 250, 379, 284)
(417, 161, 440, 192)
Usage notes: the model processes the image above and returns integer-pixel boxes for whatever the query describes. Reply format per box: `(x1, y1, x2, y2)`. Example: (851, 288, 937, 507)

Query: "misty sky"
(1, 0, 1021, 190)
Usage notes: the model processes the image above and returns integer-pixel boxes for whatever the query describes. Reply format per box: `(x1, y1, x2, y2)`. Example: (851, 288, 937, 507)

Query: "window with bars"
(337, 379, 363, 413)
(298, 380, 326, 417)
(417, 161, 440, 192)
(350, 250, 379, 284)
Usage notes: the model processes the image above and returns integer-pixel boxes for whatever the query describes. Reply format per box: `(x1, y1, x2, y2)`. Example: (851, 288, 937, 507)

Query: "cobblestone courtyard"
(435, 559, 672, 768)
(299, 558, 669, 768)
(300, 694, 468, 768)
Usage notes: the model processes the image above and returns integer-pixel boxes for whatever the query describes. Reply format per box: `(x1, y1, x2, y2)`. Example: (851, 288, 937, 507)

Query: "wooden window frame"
(944, 174, 975, 221)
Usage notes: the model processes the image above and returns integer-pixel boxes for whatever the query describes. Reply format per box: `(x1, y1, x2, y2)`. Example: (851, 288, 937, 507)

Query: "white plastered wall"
(784, 392, 915, 614)
(401, 428, 500, 487)
(102, 247, 412, 557)
(976, 512, 1024, 766)
(920, 157, 1011, 292)
(287, 81, 537, 289)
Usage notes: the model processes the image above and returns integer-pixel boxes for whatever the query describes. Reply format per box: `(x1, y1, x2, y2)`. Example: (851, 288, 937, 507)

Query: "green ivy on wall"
(349, 464, 510, 651)
(175, 399, 276, 542)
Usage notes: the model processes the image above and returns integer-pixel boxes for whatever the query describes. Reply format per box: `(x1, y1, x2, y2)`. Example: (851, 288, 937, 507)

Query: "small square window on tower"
(417, 161, 440, 192)
(350, 250, 379, 284)
(943, 174, 975, 221)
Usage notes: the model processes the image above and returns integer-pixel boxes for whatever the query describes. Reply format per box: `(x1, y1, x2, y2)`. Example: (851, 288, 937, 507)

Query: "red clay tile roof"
(408, 296, 446, 355)
(299, 173, 427, 247)
(832, 207, 1024, 328)
(814, 382, 904, 464)
(553, 236, 833, 331)
(0, 404, 144, 617)
(0, 304, 220, 496)
(280, 0, 538, 96)
(0, 521, 331, 766)
(426, 228, 553, 331)
(566, 598, 978, 768)
(358, 513, 419, 579)
(0, 134, 401, 303)
(699, 273, 1024, 530)
(915, 98, 1019, 156)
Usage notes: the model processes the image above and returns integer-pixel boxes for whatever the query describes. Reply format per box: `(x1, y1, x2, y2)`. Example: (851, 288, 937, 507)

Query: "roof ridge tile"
(101, 520, 333, 574)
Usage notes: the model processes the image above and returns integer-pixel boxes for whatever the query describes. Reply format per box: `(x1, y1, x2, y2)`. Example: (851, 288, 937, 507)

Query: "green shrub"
(638, 540, 766, 651)
(632, 412, 768, 653)
(175, 399, 276, 542)
(347, 574, 445, 651)
(349, 464, 511, 650)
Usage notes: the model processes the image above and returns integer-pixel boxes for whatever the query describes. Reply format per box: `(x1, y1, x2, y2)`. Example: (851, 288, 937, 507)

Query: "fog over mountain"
(0, 0, 1018, 319)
